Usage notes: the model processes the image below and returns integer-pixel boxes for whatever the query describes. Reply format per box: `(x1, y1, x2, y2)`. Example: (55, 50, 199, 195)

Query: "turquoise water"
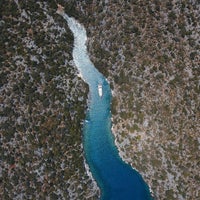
(61, 13, 153, 200)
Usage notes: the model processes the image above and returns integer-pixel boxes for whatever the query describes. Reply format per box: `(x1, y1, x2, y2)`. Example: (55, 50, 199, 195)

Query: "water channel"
(60, 12, 153, 200)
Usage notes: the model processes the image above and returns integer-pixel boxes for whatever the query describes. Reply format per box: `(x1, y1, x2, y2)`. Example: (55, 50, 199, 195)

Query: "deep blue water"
(61, 13, 153, 200)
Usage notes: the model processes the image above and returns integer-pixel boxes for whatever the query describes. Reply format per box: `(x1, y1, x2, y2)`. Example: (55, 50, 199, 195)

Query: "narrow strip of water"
(59, 11, 153, 200)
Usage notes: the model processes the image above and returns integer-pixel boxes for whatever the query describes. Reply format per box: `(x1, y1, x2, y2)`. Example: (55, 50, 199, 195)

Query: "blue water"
(61, 13, 153, 200)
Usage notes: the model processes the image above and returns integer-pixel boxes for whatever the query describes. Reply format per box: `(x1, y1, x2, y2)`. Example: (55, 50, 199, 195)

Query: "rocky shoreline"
(75, 1, 199, 199)
(1, 1, 199, 199)
(0, 1, 99, 199)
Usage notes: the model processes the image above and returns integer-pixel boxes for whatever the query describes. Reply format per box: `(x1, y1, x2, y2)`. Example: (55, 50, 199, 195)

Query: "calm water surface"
(61, 13, 153, 200)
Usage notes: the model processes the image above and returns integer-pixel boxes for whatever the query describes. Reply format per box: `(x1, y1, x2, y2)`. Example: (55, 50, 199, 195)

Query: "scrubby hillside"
(0, 1, 99, 199)
(1, 0, 199, 199)
(75, 0, 199, 199)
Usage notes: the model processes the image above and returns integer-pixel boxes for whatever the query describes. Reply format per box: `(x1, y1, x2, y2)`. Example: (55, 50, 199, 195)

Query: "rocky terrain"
(0, 1, 99, 199)
(1, 0, 199, 200)
(75, 0, 199, 199)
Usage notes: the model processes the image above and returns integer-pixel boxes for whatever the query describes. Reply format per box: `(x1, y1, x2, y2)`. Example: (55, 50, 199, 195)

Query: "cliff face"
(0, 1, 99, 199)
(74, 1, 199, 199)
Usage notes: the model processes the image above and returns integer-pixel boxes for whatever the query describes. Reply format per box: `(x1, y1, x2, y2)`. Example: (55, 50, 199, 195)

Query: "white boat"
(77, 72, 83, 78)
(98, 84, 103, 97)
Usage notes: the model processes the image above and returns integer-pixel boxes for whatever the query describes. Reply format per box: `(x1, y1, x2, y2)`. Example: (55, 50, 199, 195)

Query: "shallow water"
(62, 13, 153, 200)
